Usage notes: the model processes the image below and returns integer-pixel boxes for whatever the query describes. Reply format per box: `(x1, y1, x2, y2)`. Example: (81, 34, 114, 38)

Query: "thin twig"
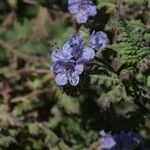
(23, 0, 38, 4)
(0, 40, 46, 63)
(18, 68, 51, 75)
(0, 113, 25, 128)
(113, 0, 121, 43)
(11, 88, 49, 103)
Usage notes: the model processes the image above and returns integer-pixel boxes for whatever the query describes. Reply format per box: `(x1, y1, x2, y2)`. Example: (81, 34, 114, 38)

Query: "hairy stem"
(113, 0, 121, 43)
(94, 56, 116, 73)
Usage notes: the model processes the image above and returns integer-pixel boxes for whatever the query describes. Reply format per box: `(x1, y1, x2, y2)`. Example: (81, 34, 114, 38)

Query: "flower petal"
(100, 130, 107, 136)
(67, 31, 84, 59)
(88, 5, 97, 16)
(90, 31, 109, 50)
(68, 0, 80, 4)
(62, 42, 72, 59)
(75, 64, 84, 74)
(51, 50, 64, 62)
(69, 31, 83, 46)
(68, 3, 78, 14)
(51, 61, 66, 74)
(101, 136, 116, 149)
(68, 72, 79, 86)
(75, 11, 88, 24)
(55, 73, 68, 86)
(82, 47, 95, 61)
(100, 130, 116, 149)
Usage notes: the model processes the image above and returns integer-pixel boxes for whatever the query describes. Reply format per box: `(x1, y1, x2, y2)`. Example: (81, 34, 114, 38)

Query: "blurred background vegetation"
(0, 0, 149, 149)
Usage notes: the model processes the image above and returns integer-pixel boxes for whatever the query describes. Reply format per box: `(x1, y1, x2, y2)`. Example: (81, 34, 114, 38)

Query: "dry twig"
(0, 113, 25, 128)
(113, 0, 121, 43)
(11, 88, 49, 103)
(0, 40, 46, 64)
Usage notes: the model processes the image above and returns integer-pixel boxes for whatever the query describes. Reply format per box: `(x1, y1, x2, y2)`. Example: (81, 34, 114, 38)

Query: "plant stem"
(94, 56, 116, 73)
(113, 0, 121, 43)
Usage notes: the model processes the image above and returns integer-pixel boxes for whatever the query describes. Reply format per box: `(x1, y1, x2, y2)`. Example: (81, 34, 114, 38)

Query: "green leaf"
(147, 76, 150, 88)
(28, 123, 39, 135)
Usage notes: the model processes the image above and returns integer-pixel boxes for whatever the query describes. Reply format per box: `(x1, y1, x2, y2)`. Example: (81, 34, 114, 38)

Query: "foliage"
(0, 0, 149, 149)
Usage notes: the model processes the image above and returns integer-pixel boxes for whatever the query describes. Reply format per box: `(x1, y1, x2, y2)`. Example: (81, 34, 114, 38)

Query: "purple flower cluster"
(100, 130, 145, 150)
(68, 0, 97, 24)
(51, 32, 94, 86)
(51, 31, 109, 86)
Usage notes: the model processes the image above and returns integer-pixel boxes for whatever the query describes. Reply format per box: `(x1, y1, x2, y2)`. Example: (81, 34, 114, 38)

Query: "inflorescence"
(51, 31, 109, 86)
(100, 130, 146, 150)
(68, 0, 97, 24)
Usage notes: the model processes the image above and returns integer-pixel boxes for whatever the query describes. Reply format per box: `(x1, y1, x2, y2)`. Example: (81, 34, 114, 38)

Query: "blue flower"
(51, 31, 95, 86)
(68, 0, 97, 24)
(100, 130, 116, 150)
(118, 132, 142, 150)
(67, 31, 95, 61)
(52, 32, 95, 62)
(100, 130, 145, 150)
(51, 60, 84, 86)
(51, 42, 73, 62)
(90, 31, 109, 50)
